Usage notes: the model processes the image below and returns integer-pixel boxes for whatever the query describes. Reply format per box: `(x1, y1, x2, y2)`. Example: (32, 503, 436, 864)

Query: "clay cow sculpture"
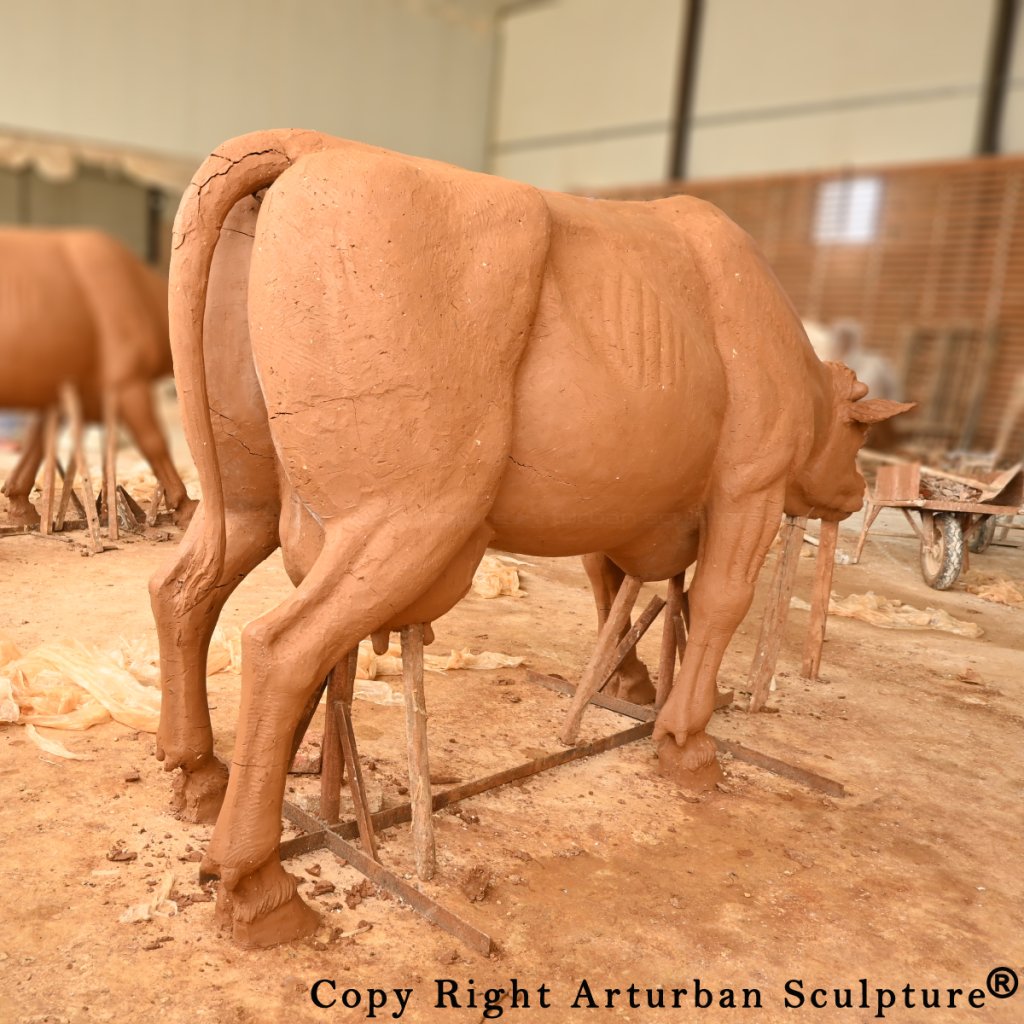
(0, 228, 197, 526)
(150, 129, 909, 945)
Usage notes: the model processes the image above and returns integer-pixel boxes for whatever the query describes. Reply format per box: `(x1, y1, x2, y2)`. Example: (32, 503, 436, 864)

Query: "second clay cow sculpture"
(150, 129, 910, 945)
(0, 228, 197, 527)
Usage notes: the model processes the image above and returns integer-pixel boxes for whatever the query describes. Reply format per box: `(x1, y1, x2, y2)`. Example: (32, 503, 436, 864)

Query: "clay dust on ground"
(1, 469, 1022, 1023)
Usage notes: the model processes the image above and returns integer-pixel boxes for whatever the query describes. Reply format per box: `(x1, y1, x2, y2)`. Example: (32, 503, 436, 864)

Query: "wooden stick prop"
(103, 391, 118, 541)
(38, 406, 59, 536)
(401, 623, 435, 881)
(319, 668, 344, 824)
(596, 593, 665, 693)
(801, 520, 839, 681)
(560, 574, 642, 744)
(146, 484, 165, 527)
(747, 515, 806, 712)
(56, 385, 103, 554)
(852, 500, 881, 563)
(335, 650, 379, 861)
(54, 387, 84, 532)
(655, 573, 686, 709)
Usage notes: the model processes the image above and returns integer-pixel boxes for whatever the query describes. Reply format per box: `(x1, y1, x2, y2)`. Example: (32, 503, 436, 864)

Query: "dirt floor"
(1, 426, 1023, 1023)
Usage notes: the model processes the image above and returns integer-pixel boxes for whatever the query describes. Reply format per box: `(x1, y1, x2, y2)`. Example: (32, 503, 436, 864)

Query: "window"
(814, 176, 883, 244)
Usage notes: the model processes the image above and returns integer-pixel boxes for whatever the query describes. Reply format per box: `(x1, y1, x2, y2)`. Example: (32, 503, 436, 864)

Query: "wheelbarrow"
(853, 461, 1024, 589)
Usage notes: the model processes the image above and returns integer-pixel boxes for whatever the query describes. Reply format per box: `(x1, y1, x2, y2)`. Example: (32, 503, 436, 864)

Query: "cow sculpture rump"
(0, 228, 196, 526)
(151, 130, 909, 945)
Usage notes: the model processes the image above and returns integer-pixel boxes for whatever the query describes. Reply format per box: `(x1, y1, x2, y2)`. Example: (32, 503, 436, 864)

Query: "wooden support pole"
(560, 574, 642, 745)
(656, 573, 686, 709)
(38, 406, 59, 536)
(57, 385, 103, 554)
(319, 668, 344, 824)
(401, 623, 435, 881)
(146, 485, 165, 527)
(335, 650, 379, 862)
(103, 392, 118, 541)
(853, 500, 882, 563)
(596, 593, 665, 694)
(801, 520, 839, 681)
(748, 516, 806, 712)
(54, 388, 84, 532)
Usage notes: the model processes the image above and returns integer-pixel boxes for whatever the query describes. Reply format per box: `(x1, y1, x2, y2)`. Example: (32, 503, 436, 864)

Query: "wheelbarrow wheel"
(920, 512, 964, 590)
(968, 514, 997, 554)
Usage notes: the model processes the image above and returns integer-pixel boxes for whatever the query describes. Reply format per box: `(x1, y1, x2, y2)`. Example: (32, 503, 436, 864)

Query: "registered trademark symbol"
(987, 967, 1019, 999)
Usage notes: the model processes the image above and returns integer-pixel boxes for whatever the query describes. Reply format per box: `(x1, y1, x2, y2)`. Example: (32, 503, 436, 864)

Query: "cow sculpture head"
(788, 363, 914, 521)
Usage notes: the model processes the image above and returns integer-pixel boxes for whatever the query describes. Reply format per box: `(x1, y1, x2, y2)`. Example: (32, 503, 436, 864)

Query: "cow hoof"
(171, 497, 199, 529)
(171, 758, 229, 823)
(6, 498, 40, 527)
(657, 733, 722, 795)
(233, 890, 320, 948)
(217, 860, 320, 948)
(608, 663, 656, 705)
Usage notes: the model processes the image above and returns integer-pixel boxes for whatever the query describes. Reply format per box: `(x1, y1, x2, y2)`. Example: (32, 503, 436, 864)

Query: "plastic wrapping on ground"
(0, 624, 524, 731)
(0, 634, 160, 731)
(471, 555, 526, 599)
(961, 570, 1024, 607)
(791, 592, 984, 638)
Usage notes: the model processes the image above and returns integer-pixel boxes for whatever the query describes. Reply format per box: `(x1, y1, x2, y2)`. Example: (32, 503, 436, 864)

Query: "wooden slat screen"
(601, 156, 1024, 461)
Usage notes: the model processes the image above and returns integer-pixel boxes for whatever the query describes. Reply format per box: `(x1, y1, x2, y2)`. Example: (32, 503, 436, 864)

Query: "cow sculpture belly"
(150, 130, 910, 946)
(0, 228, 196, 526)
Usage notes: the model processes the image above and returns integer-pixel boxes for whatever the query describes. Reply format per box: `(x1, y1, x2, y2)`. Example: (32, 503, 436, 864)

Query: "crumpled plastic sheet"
(1, 636, 161, 731)
(962, 570, 1024, 608)
(0, 622, 525, 731)
(471, 555, 527, 600)
(791, 591, 984, 638)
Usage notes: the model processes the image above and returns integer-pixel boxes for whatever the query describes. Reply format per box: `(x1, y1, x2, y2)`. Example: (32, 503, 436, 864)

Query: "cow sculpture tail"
(168, 129, 340, 604)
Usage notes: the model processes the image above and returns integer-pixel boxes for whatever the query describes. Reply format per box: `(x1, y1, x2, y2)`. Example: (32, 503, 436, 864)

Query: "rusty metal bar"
(713, 738, 846, 798)
(280, 799, 492, 955)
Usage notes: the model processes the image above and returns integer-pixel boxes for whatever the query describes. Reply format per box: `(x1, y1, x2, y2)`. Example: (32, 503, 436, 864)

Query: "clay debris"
(961, 570, 1024, 608)
(791, 592, 984, 638)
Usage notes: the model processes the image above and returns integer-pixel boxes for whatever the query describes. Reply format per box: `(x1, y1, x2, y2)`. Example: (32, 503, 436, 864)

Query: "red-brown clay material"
(151, 129, 912, 944)
(0, 228, 196, 526)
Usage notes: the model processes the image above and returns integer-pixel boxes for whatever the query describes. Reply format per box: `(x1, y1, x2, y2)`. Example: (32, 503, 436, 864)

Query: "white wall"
(689, 0, 997, 178)
(490, 0, 684, 190)
(493, 0, 1019, 192)
(0, 0, 496, 171)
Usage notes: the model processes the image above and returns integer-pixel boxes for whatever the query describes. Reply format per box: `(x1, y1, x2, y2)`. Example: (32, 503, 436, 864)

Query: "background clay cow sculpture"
(150, 129, 910, 946)
(0, 228, 197, 527)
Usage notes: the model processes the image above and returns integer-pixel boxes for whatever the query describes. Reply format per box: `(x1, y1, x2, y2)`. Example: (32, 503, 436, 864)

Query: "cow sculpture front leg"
(654, 487, 785, 789)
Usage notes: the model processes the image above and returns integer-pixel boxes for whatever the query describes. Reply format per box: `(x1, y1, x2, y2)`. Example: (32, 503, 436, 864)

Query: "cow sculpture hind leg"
(202, 495, 491, 946)
(654, 486, 785, 788)
(149, 193, 276, 821)
(582, 553, 655, 703)
(150, 504, 280, 822)
(114, 380, 198, 527)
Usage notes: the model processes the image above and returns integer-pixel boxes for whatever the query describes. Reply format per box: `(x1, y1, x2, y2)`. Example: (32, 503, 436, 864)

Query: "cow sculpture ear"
(847, 399, 916, 424)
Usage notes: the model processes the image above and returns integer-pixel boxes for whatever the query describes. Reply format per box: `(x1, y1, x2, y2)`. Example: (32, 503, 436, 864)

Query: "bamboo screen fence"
(603, 156, 1024, 461)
